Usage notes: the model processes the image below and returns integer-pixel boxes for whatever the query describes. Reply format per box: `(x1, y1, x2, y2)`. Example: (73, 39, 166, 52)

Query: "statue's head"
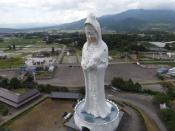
(85, 24, 97, 43)
(84, 13, 102, 44)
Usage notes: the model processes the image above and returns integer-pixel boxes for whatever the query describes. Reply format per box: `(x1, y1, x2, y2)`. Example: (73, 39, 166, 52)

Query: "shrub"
(142, 89, 158, 95)
(0, 127, 10, 131)
(0, 104, 9, 116)
(160, 109, 175, 131)
(78, 88, 85, 95)
(37, 84, 68, 93)
(153, 93, 169, 104)
(111, 77, 142, 93)
(156, 74, 164, 80)
(9, 77, 21, 89)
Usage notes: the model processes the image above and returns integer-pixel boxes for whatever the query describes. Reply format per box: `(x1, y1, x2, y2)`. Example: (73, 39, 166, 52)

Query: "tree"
(111, 77, 143, 93)
(0, 104, 9, 116)
(24, 75, 34, 84)
(12, 44, 16, 50)
(160, 109, 175, 131)
(7, 45, 12, 50)
(111, 77, 125, 90)
(166, 88, 175, 100)
(0, 78, 9, 89)
(9, 77, 21, 89)
(134, 82, 142, 92)
(0, 38, 3, 42)
(153, 93, 169, 104)
(51, 47, 55, 55)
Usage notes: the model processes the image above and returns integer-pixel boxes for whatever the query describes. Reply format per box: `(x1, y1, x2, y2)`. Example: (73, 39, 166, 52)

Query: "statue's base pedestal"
(74, 99, 121, 131)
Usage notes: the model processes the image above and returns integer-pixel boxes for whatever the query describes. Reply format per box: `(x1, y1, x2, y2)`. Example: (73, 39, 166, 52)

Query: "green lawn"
(0, 37, 44, 48)
(0, 57, 24, 69)
(0, 37, 65, 49)
(12, 88, 31, 94)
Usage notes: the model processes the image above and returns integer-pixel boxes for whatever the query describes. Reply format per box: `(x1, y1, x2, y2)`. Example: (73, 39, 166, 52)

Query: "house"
(157, 67, 169, 74)
(149, 42, 166, 48)
(25, 57, 56, 68)
(0, 53, 7, 59)
(0, 88, 40, 108)
(167, 67, 175, 76)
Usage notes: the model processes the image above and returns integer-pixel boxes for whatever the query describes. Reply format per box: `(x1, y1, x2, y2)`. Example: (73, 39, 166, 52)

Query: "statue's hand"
(86, 60, 97, 70)
(81, 61, 88, 70)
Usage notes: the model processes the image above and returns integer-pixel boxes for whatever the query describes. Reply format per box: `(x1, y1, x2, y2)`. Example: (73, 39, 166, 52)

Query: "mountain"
(0, 28, 20, 33)
(1, 9, 175, 33)
(49, 9, 175, 32)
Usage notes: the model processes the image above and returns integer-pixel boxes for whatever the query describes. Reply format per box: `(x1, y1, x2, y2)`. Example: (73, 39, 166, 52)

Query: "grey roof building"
(50, 92, 83, 100)
(0, 88, 40, 108)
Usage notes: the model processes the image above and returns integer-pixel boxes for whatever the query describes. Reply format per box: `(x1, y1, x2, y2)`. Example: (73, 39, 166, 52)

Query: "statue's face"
(85, 25, 97, 44)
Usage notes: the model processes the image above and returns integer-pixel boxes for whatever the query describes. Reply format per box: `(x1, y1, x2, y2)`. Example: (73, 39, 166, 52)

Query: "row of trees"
(0, 76, 69, 94)
(0, 76, 35, 90)
(111, 77, 142, 93)
(37, 84, 68, 93)
(111, 77, 157, 95)
(42, 31, 175, 51)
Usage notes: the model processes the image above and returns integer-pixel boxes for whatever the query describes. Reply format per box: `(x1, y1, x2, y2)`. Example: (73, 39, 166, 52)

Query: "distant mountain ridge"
(53, 9, 175, 31)
(0, 28, 20, 33)
(1, 9, 175, 33)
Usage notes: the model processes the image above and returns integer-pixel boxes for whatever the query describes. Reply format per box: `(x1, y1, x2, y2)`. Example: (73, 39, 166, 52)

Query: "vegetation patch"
(0, 57, 24, 69)
(111, 77, 157, 95)
(159, 109, 175, 131)
(0, 104, 9, 116)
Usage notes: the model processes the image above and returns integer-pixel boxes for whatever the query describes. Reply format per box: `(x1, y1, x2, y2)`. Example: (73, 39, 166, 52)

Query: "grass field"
(0, 57, 24, 69)
(5, 99, 75, 131)
(0, 37, 43, 48)
(0, 37, 64, 49)
(12, 88, 31, 94)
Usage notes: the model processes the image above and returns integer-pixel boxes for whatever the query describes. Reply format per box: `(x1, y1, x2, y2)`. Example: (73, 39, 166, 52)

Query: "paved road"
(107, 90, 167, 131)
(117, 103, 146, 131)
(56, 45, 66, 64)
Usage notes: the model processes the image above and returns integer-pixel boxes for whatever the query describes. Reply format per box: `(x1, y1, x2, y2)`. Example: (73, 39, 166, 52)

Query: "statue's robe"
(81, 14, 111, 118)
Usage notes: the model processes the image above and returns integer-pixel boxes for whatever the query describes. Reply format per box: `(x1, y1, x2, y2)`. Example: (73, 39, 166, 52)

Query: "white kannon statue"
(81, 13, 111, 118)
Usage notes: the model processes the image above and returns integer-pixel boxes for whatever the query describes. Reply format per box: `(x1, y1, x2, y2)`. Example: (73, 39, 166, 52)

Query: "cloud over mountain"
(0, 0, 175, 28)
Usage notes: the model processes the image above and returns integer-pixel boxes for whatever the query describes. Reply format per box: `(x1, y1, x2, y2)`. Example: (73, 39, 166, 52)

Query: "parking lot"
(37, 63, 158, 87)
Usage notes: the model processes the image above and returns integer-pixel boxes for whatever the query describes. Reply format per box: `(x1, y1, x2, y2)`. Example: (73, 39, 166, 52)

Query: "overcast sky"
(0, 0, 175, 28)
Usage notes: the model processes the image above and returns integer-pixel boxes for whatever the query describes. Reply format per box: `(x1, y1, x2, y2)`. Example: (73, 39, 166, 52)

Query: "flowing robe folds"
(81, 14, 111, 118)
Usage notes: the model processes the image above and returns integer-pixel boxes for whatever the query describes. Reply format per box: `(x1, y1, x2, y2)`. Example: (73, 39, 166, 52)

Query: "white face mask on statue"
(85, 25, 98, 44)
